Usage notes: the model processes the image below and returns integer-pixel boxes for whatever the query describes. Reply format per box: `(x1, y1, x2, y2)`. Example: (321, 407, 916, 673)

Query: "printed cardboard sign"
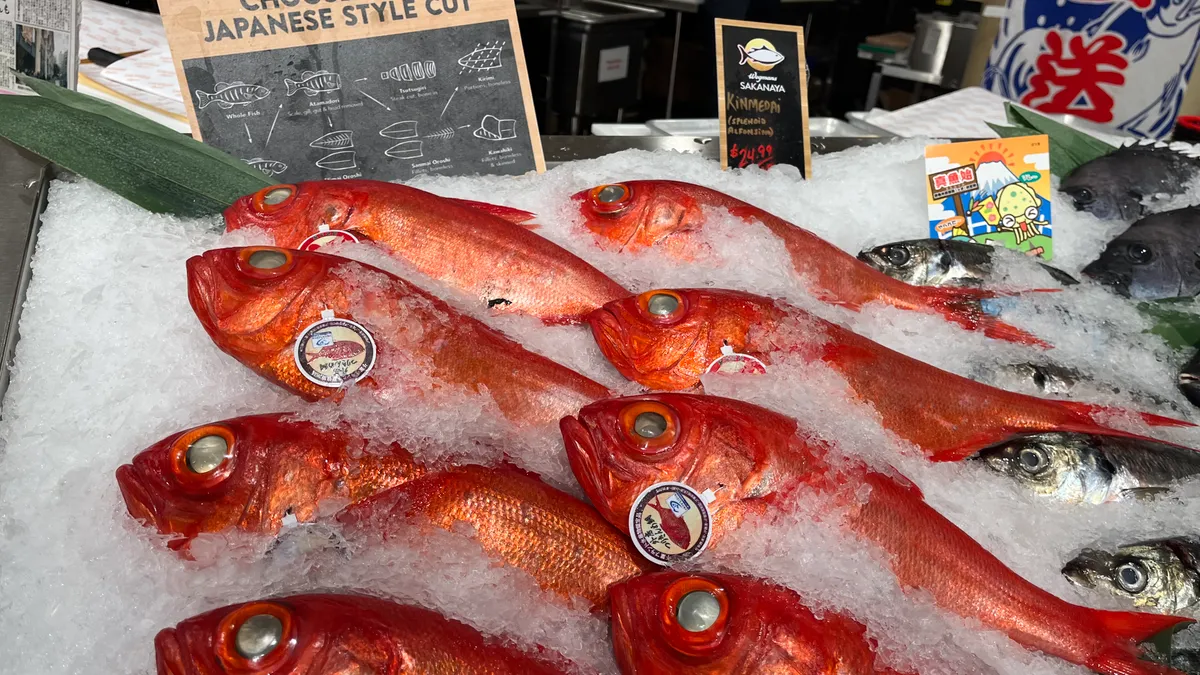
(925, 136, 1054, 260)
(715, 19, 811, 176)
(158, 0, 544, 183)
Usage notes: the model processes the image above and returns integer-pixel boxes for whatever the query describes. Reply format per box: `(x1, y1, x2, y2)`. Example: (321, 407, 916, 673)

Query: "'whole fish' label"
(705, 344, 768, 376)
(628, 482, 713, 566)
(300, 225, 361, 252)
(294, 311, 377, 387)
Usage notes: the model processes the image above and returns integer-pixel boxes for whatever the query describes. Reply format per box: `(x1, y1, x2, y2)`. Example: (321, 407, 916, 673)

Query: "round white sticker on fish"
(300, 225, 360, 252)
(705, 344, 768, 376)
(294, 310, 377, 387)
(628, 482, 713, 566)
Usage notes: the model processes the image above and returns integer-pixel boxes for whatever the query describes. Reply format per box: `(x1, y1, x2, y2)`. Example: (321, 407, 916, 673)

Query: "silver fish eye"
(633, 412, 667, 439)
(596, 185, 626, 203)
(676, 590, 721, 632)
(883, 246, 910, 267)
(1116, 561, 1149, 593)
(186, 435, 229, 474)
(248, 250, 289, 270)
(1017, 447, 1049, 474)
(647, 293, 680, 316)
(235, 613, 283, 660)
(262, 186, 293, 205)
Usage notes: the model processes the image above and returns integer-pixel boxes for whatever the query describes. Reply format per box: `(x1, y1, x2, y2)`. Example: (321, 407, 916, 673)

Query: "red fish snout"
(154, 627, 192, 675)
(116, 463, 165, 528)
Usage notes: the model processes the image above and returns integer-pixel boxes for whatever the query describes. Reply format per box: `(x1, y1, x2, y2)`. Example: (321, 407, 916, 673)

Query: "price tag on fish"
(924, 137, 1054, 259)
(628, 482, 713, 566)
(158, 0, 544, 182)
(294, 310, 377, 387)
(715, 20, 811, 176)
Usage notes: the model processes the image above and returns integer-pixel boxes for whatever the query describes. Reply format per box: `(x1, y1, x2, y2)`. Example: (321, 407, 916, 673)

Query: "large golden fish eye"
(248, 249, 289, 270)
(619, 401, 678, 452)
(169, 425, 236, 490)
(216, 603, 294, 671)
(676, 590, 721, 632)
(251, 184, 297, 213)
(633, 411, 667, 439)
(186, 434, 229, 474)
(235, 614, 283, 659)
(660, 577, 728, 653)
(588, 183, 631, 214)
(639, 290, 685, 322)
(238, 247, 295, 277)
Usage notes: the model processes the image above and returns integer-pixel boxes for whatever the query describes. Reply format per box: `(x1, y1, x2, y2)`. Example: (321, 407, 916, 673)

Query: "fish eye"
(238, 248, 295, 277)
(251, 184, 297, 213)
(620, 402, 678, 452)
(235, 614, 283, 659)
(185, 435, 229, 474)
(1125, 244, 1152, 265)
(676, 590, 721, 632)
(587, 183, 632, 215)
(639, 290, 686, 322)
(1017, 447, 1049, 474)
(882, 246, 911, 267)
(248, 249, 289, 269)
(1116, 561, 1149, 593)
(217, 603, 293, 670)
(1072, 188, 1094, 206)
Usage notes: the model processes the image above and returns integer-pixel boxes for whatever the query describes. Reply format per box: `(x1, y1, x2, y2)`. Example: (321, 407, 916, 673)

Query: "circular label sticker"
(293, 316, 377, 387)
(628, 482, 712, 566)
(300, 229, 359, 251)
(705, 345, 768, 376)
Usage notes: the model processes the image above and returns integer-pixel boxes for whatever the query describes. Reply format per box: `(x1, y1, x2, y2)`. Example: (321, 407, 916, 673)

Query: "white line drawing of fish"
(310, 130, 354, 150)
(244, 158, 288, 175)
(315, 150, 357, 171)
(738, 44, 785, 68)
(473, 114, 517, 141)
(285, 70, 342, 96)
(379, 121, 419, 139)
(195, 82, 270, 109)
(424, 127, 455, 140)
(458, 42, 505, 72)
(385, 141, 423, 159)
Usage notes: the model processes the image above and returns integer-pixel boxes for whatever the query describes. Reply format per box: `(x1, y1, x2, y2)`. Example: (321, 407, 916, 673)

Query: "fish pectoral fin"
(216, 100, 234, 109)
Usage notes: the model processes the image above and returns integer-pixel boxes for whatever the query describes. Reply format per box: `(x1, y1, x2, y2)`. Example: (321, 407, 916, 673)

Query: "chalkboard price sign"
(715, 19, 810, 176)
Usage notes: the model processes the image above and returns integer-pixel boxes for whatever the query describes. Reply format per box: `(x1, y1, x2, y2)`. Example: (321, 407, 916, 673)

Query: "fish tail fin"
(1055, 400, 1196, 429)
(449, 197, 537, 226)
(1087, 610, 1193, 675)
(1089, 651, 1186, 675)
(738, 44, 749, 65)
(284, 79, 299, 96)
(195, 90, 211, 109)
(921, 286, 1050, 347)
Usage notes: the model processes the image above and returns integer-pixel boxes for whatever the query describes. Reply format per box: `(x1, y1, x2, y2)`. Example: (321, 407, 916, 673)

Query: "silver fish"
(856, 238, 1077, 288)
(973, 432, 1200, 503)
(285, 70, 342, 97)
(244, 158, 287, 176)
(195, 82, 270, 109)
(1063, 537, 1200, 614)
(738, 44, 785, 67)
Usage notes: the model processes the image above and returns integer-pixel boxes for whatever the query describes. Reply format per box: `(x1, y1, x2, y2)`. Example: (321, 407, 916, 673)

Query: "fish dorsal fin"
(302, 70, 316, 78)
(215, 82, 232, 89)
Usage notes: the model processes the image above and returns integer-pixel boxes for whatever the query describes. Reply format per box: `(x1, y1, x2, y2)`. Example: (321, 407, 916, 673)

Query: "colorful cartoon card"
(925, 136, 1053, 260)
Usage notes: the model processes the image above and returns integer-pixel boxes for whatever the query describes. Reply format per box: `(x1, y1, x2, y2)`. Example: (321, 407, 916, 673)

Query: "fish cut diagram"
(382, 61, 438, 82)
(310, 130, 355, 150)
(316, 150, 357, 171)
(425, 127, 455, 140)
(285, 70, 343, 96)
(473, 114, 516, 141)
(385, 141, 423, 159)
(196, 82, 271, 109)
(380, 121, 419, 139)
(458, 42, 505, 73)
(245, 158, 288, 175)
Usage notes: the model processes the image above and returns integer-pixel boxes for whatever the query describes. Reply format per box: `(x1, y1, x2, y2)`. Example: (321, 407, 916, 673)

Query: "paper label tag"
(628, 482, 712, 566)
(293, 313, 377, 387)
(300, 228, 360, 252)
(705, 345, 768, 375)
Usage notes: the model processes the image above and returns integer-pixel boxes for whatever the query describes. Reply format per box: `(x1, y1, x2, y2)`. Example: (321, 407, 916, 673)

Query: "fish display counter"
(6, 130, 1200, 675)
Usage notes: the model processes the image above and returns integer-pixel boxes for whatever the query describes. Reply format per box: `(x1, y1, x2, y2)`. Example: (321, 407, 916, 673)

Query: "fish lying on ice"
(186, 247, 613, 426)
(115, 413, 423, 555)
(1083, 207, 1200, 299)
(195, 82, 270, 109)
(585, 287, 1193, 461)
(560, 392, 1193, 675)
(153, 593, 576, 674)
(337, 463, 652, 610)
(856, 238, 1077, 288)
(1065, 537, 1200, 615)
(972, 431, 1200, 503)
(1062, 141, 1200, 222)
(573, 180, 1043, 344)
(225, 181, 625, 323)
(610, 570, 918, 674)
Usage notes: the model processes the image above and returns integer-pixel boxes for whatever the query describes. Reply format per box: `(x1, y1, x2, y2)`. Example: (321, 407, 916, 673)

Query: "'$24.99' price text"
(730, 143, 775, 169)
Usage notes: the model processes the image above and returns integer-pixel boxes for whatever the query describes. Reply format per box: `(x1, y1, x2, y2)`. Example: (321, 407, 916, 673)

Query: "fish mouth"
(1080, 263, 1131, 297)
(559, 415, 617, 523)
(587, 308, 635, 377)
(154, 628, 193, 675)
(185, 254, 221, 336)
(1061, 550, 1108, 589)
(116, 463, 165, 528)
(607, 582, 638, 673)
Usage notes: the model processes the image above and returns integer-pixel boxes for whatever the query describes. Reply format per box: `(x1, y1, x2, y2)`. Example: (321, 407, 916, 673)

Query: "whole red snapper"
(610, 570, 916, 674)
(560, 393, 1192, 675)
(573, 180, 1039, 343)
(225, 180, 628, 323)
(588, 288, 1192, 460)
(116, 413, 423, 555)
(337, 463, 653, 609)
(187, 247, 612, 426)
(154, 593, 576, 674)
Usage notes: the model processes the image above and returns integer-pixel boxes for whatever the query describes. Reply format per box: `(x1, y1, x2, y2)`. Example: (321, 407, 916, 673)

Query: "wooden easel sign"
(715, 19, 811, 176)
(159, 0, 545, 182)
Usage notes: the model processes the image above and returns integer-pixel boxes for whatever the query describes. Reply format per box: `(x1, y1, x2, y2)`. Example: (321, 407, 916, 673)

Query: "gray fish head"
(974, 432, 1114, 503)
(1083, 213, 1200, 300)
(1062, 158, 1145, 222)
(1063, 538, 1200, 614)
(857, 240, 936, 285)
